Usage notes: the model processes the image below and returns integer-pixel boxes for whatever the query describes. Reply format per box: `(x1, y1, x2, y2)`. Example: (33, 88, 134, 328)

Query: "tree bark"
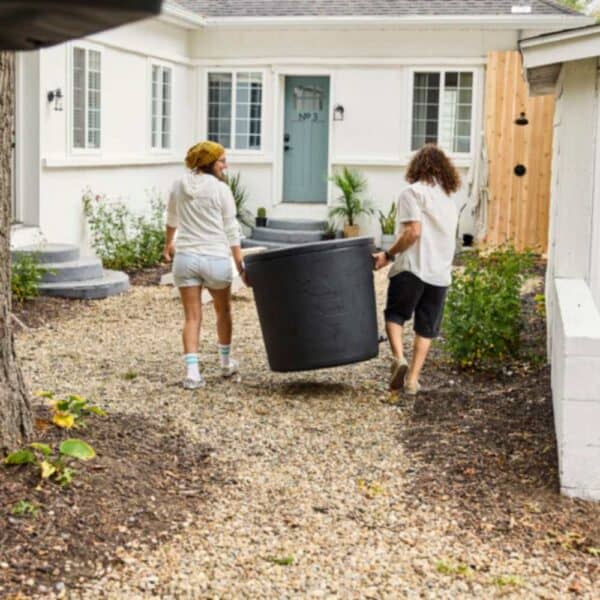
(0, 51, 32, 452)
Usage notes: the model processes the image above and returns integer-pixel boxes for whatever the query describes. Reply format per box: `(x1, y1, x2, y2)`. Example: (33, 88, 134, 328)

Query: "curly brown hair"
(405, 144, 461, 195)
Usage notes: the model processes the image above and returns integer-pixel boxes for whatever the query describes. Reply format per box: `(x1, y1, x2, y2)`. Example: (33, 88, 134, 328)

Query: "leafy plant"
(257, 207, 267, 219)
(5, 439, 96, 488)
(493, 574, 524, 587)
(223, 172, 253, 228)
(11, 252, 49, 302)
(123, 370, 138, 381)
(36, 390, 107, 429)
(378, 202, 397, 235)
(444, 246, 535, 369)
(82, 189, 166, 271)
(328, 167, 373, 226)
(11, 500, 39, 518)
(265, 555, 294, 566)
(435, 559, 473, 578)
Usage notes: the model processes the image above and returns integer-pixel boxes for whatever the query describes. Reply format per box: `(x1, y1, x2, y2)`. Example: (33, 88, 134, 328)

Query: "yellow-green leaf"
(52, 413, 75, 429)
(5, 449, 35, 465)
(59, 439, 95, 461)
(30, 443, 52, 456)
(35, 390, 54, 399)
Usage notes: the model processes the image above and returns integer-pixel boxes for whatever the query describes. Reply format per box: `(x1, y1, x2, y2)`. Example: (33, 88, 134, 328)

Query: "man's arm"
(373, 221, 421, 270)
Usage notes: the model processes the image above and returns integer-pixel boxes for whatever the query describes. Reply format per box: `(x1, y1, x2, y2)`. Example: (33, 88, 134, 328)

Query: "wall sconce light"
(514, 111, 528, 126)
(47, 88, 63, 111)
(333, 104, 344, 121)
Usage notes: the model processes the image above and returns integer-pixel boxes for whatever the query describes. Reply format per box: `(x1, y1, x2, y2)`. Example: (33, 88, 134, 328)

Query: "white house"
(521, 25, 600, 501)
(10, 0, 591, 251)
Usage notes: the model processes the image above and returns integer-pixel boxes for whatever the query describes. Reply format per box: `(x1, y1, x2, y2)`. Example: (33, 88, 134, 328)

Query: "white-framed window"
(207, 71, 263, 151)
(411, 70, 474, 154)
(151, 64, 172, 150)
(72, 46, 101, 149)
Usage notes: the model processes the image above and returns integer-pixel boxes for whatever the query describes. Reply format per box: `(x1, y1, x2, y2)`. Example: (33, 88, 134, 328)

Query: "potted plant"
(255, 207, 267, 228)
(328, 167, 373, 238)
(322, 221, 336, 241)
(378, 202, 397, 251)
(223, 171, 253, 236)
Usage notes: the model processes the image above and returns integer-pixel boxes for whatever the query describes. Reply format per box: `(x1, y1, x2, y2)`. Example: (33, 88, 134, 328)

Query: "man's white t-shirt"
(388, 181, 458, 287)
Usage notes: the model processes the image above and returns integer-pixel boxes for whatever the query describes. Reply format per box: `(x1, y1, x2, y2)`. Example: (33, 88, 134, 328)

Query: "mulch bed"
(125, 263, 171, 287)
(0, 407, 213, 598)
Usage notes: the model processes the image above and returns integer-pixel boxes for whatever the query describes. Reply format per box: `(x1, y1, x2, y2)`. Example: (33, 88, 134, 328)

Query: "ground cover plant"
(11, 252, 48, 302)
(444, 246, 536, 368)
(82, 189, 165, 271)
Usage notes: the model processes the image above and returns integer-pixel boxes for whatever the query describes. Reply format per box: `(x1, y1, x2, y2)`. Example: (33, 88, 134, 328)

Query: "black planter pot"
(245, 237, 379, 372)
(255, 217, 268, 227)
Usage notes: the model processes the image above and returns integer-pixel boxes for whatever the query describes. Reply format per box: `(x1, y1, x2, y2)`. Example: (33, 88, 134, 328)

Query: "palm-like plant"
(378, 202, 397, 235)
(328, 167, 373, 226)
(223, 171, 253, 228)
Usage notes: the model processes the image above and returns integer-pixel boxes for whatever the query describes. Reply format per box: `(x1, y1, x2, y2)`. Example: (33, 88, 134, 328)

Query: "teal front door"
(283, 76, 330, 203)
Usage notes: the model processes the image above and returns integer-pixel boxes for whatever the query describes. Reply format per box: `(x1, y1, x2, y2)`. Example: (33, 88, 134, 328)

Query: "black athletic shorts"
(384, 271, 448, 339)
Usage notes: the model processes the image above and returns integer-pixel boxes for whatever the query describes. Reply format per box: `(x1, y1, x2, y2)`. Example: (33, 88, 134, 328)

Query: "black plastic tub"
(245, 237, 379, 372)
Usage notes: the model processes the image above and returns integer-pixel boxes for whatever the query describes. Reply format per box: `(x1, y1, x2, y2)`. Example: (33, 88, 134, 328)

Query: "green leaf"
(88, 406, 107, 416)
(5, 449, 35, 465)
(265, 555, 294, 566)
(59, 439, 96, 461)
(30, 443, 52, 456)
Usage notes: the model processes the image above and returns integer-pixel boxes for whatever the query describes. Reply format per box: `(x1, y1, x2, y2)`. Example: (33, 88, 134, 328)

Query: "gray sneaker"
(221, 358, 239, 378)
(403, 380, 421, 396)
(183, 376, 206, 390)
(389, 356, 408, 390)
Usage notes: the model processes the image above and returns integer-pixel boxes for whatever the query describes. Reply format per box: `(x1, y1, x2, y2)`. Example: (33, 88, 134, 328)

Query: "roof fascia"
(159, 1, 206, 29)
(520, 24, 600, 69)
(202, 14, 593, 31)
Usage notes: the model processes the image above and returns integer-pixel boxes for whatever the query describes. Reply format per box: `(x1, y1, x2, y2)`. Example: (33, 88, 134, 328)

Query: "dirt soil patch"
(0, 407, 213, 598)
(126, 263, 171, 287)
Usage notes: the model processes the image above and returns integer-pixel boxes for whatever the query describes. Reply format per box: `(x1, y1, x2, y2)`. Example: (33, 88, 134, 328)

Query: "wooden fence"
(483, 51, 555, 252)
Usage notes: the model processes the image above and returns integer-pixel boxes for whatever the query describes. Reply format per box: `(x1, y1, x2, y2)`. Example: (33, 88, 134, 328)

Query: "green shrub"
(444, 246, 535, 368)
(11, 253, 47, 302)
(82, 190, 165, 271)
(223, 171, 253, 228)
(257, 206, 267, 218)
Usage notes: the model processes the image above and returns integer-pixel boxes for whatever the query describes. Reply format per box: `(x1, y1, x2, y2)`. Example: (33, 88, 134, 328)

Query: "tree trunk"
(0, 51, 32, 452)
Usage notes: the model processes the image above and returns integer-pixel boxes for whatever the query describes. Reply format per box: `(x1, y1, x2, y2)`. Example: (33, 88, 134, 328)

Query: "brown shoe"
(389, 357, 408, 390)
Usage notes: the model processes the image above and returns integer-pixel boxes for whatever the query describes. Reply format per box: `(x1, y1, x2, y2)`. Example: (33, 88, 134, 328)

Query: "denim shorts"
(172, 252, 233, 289)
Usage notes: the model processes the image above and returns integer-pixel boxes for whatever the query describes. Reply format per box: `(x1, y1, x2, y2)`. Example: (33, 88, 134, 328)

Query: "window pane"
(208, 73, 232, 148)
(73, 48, 86, 148)
(439, 71, 473, 154)
(235, 72, 262, 150)
(87, 50, 101, 149)
(411, 72, 439, 150)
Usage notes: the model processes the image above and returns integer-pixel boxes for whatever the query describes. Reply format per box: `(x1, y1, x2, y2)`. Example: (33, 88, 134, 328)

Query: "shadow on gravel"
(0, 407, 215, 597)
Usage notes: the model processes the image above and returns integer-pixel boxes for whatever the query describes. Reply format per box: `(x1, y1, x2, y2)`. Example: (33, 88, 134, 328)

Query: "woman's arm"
(163, 225, 176, 262)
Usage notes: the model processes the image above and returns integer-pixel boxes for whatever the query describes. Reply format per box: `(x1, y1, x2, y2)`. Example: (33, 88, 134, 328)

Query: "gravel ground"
(14, 271, 599, 599)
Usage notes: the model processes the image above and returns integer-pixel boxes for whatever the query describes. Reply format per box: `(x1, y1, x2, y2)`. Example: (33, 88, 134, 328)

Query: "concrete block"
(561, 400, 600, 447)
(562, 356, 600, 401)
(558, 445, 600, 495)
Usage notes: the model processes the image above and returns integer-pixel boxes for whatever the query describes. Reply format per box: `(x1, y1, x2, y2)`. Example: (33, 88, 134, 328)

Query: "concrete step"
(38, 270, 130, 300)
(12, 243, 80, 264)
(267, 218, 328, 231)
(251, 227, 325, 244)
(242, 238, 296, 250)
(40, 257, 104, 283)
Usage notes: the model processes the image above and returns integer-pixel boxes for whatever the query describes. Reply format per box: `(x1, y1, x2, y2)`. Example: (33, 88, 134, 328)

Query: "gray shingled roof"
(172, 1, 581, 18)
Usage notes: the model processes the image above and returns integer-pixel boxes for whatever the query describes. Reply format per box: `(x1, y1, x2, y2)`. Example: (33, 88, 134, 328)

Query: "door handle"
(284, 145, 292, 151)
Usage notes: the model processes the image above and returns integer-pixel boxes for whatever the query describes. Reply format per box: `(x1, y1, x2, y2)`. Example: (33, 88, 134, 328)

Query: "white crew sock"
(184, 353, 201, 380)
(218, 344, 231, 368)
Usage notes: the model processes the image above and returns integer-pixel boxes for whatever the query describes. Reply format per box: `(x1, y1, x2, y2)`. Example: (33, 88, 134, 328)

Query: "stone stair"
(11, 243, 129, 300)
(242, 218, 329, 250)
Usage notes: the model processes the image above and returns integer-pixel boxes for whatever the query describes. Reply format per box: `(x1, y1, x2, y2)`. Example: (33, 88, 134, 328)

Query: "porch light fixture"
(333, 104, 344, 121)
(47, 88, 63, 111)
(514, 111, 529, 126)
